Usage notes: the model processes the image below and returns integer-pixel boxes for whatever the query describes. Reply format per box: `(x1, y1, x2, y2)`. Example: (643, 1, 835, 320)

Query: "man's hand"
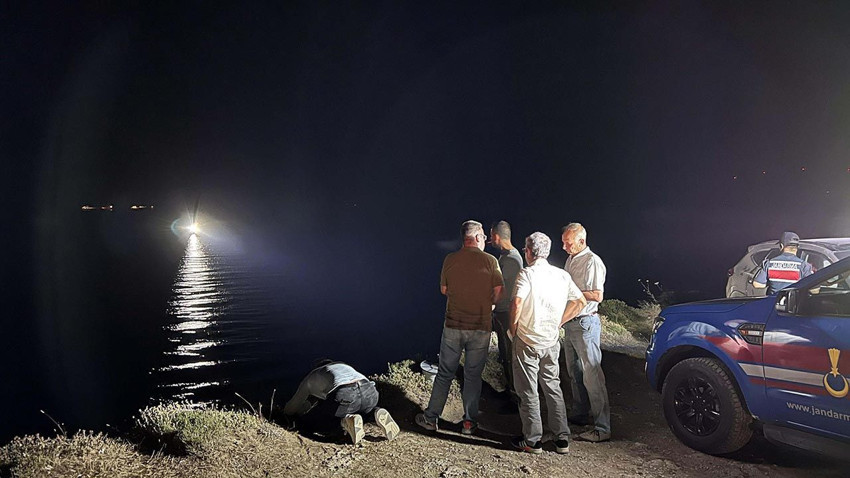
(560, 296, 588, 326)
(281, 414, 296, 430)
(509, 296, 522, 338)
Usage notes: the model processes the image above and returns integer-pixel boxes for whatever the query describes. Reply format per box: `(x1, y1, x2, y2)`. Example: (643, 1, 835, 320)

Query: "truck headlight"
(651, 316, 665, 335)
(648, 316, 665, 352)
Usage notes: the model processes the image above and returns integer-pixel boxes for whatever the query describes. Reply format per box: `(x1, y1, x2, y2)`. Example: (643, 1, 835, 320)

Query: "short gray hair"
(461, 220, 483, 239)
(562, 222, 587, 241)
(525, 232, 551, 259)
(491, 220, 511, 240)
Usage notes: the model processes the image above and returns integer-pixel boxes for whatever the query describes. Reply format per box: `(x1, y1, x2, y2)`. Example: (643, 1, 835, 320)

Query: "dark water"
(2, 206, 720, 444)
(156, 233, 286, 401)
(2, 210, 445, 443)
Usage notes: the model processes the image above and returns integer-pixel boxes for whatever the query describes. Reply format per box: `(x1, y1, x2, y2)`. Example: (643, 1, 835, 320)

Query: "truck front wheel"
(661, 357, 752, 454)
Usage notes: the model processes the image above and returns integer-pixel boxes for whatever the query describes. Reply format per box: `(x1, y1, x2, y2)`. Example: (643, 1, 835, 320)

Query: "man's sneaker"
(341, 414, 364, 445)
(374, 408, 400, 441)
(510, 437, 543, 455)
(577, 429, 611, 443)
(415, 413, 438, 431)
(554, 438, 570, 454)
(461, 420, 477, 435)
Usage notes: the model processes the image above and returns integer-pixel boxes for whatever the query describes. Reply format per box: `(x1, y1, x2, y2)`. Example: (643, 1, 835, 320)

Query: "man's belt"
(574, 313, 598, 320)
(342, 378, 371, 388)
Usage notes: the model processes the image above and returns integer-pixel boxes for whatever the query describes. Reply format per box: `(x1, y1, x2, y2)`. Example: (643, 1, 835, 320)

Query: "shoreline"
(7, 301, 841, 476)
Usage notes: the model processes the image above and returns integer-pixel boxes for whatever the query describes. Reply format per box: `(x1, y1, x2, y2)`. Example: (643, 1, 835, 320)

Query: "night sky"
(8, 3, 850, 289)
(4, 1, 850, 399)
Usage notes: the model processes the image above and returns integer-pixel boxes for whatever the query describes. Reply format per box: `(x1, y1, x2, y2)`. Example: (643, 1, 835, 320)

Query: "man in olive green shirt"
(416, 220, 504, 435)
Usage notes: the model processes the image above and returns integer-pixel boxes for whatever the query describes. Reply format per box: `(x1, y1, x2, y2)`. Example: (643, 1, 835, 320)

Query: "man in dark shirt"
(753, 232, 813, 294)
(416, 220, 504, 435)
(490, 220, 523, 395)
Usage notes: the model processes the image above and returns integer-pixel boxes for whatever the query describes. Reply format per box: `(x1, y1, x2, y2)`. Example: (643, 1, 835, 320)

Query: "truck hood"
(661, 296, 767, 315)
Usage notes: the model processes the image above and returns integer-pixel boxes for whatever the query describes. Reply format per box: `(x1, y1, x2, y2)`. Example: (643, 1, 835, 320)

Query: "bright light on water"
(159, 361, 220, 371)
(161, 234, 228, 373)
(155, 224, 288, 406)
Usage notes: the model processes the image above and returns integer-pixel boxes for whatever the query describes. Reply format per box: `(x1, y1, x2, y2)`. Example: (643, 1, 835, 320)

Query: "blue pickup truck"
(646, 256, 850, 457)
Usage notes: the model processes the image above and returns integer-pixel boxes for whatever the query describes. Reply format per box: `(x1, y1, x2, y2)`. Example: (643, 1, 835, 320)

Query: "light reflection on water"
(157, 233, 277, 401)
(152, 231, 417, 407)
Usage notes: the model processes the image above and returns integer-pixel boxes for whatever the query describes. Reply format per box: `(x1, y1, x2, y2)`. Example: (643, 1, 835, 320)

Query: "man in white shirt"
(561, 222, 611, 443)
(509, 232, 586, 454)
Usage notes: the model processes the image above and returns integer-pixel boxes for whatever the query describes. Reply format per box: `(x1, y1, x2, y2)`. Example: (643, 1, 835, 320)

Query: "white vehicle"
(726, 238, 850, 297)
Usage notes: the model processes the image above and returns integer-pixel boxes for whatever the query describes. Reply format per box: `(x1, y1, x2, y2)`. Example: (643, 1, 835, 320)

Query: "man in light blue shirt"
(284, 360, 399, 444)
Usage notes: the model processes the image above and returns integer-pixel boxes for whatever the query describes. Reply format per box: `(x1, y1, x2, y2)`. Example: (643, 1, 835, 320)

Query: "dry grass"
(372, 359, 465, 423)
(134, 402, 267, 456)
(1, 362, 470, 477)
(0, 431, 171, 478)
(481, 347, 507, 393)
(598, 299, 657, 340)
(0, 301, 660, 477)
(597, 299, 658, 358)
(0, 403, 311, 478)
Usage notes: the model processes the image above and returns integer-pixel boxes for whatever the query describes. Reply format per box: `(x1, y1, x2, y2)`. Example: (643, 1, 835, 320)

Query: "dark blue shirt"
(754, 252, 813, 294)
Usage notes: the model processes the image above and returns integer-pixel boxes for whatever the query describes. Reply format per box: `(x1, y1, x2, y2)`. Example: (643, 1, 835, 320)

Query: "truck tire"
(661, 357, 752, 454)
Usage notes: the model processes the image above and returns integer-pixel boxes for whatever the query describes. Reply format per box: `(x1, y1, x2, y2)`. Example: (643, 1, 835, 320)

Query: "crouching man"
(510, 232, 586, 454)
(283, 360, 399, 444)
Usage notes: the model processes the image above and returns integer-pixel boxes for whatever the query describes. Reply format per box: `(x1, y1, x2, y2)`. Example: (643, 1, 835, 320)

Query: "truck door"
(762, 266, 850, 441)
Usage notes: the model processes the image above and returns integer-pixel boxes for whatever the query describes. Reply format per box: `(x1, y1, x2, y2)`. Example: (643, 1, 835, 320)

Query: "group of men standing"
(276, 227, 810, 450)
(416, 220, 611, 455)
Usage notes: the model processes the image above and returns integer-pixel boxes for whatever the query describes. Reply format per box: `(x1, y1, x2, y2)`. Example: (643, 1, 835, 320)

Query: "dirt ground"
(295, 352, 846, 478)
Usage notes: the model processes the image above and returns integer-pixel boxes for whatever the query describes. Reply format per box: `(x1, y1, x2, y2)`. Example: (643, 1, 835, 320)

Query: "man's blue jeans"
(561, 314, 611, 434)
(333, 380, 379, 417)
(424, 326, 491, 423)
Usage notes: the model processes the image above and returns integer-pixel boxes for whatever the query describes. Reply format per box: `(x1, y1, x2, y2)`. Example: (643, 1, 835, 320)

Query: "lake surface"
(2, 206, 678, 443)
(2, 210, 445, 443)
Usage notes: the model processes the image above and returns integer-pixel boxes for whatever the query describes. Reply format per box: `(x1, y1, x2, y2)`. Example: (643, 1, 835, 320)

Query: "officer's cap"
(779, 231, 800, 247)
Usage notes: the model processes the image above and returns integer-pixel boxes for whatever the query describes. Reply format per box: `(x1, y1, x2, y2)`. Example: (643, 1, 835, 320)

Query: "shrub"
(600, 316, 630, 336)
(373, 359, 463, 422)
(134, 402, 265, 456)
(374, 360, 452, 397)
(637, 300, 662, 320)
(598, 299, 654, 340)
(0, 431, 160, 477)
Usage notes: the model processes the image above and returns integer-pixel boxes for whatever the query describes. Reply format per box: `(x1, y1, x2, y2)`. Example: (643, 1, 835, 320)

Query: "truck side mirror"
(775, 289, 798, 314)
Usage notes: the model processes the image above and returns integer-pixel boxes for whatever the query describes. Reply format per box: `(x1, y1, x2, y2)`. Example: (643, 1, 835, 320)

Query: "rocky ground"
(2, 344, 846, 477)
(332, 351, 845, 478)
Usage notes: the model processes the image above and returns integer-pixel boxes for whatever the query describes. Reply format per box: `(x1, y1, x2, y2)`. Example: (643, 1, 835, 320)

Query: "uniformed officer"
(753, 231, 813, 294)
